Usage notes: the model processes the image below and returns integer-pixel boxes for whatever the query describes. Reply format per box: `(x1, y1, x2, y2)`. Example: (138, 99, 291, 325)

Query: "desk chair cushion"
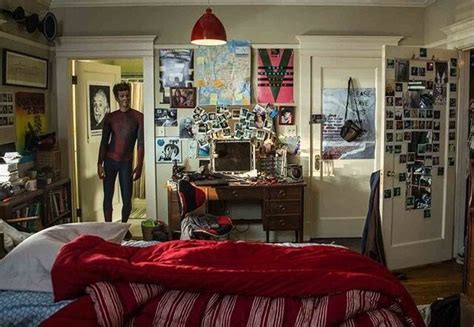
(177, 180, 206, 217)
(177, 180, 233, 240)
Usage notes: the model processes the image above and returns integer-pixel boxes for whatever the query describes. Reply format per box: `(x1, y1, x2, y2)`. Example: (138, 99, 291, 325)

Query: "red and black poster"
(257, 49, 294, 104)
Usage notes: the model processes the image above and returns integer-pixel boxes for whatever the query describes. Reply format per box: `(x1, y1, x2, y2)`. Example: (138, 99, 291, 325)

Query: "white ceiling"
(49, 0, 436, 8)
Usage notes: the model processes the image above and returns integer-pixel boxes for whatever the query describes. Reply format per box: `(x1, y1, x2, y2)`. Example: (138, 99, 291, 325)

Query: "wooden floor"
(397, 260, 463, 305)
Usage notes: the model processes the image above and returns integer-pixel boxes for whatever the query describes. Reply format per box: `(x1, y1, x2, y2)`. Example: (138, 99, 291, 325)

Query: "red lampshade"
(191, 8, 227, 46)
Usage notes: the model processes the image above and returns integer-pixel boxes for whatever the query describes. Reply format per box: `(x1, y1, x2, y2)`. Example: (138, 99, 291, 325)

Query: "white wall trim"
(296, 35, 403, 57)
(55, 35, 158, 221)
(424, 39, 448, 49)
(51, 0, 435, 7)
(441, 18, 474, 50)
(153, 43, 299, 49)
(0, 30, 52, 51)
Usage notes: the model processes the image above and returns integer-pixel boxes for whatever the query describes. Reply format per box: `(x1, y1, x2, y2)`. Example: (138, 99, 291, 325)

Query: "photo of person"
(179, 117, 195, 138)
(279, 106, 295, 125)
(395, 59, 409, 82)
(154, 108, 177, 127)
(170, 87, 196, 108)
(435, 62, 448, 83)
(88, 84, 111, 136)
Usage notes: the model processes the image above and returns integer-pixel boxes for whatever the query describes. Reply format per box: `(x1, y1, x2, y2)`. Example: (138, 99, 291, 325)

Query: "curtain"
(130, 81, 146, 199)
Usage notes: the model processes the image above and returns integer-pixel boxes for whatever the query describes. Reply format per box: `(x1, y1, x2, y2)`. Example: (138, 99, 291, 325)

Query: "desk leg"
(266, 231, 269, 243)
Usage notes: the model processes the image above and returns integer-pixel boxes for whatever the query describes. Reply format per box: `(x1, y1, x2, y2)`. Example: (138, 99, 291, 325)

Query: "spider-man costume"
(98, 109, 144, 222)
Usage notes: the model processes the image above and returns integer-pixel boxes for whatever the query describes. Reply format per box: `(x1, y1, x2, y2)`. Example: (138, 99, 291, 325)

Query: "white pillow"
(0, 222, 130, 292)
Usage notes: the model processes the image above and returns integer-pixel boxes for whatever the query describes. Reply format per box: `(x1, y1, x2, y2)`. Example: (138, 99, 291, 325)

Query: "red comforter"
(44, 235, 423, 326)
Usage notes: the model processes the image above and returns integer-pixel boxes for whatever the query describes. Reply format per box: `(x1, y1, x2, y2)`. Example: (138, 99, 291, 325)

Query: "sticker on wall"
(394, 187, 401, 197)
(386, 59, 395, 69)
(257, 48, 294, 104)
(384, 190, 392, 199)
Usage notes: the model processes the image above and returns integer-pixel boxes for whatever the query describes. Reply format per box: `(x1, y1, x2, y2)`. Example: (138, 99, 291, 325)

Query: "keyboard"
(193, 179, 229, 186)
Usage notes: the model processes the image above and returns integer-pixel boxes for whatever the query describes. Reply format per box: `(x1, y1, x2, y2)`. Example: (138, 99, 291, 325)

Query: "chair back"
(177, 179, 206, 218)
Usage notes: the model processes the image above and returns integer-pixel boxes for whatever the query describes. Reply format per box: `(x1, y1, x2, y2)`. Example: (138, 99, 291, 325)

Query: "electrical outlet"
(157, 127, 165, 136)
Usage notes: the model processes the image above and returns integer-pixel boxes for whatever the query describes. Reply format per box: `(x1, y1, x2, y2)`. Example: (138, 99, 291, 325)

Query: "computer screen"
(211, 140, 254, 174)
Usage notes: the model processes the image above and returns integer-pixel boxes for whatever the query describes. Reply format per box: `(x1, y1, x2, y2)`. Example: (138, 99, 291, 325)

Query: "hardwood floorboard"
(396, 260, 463, 305)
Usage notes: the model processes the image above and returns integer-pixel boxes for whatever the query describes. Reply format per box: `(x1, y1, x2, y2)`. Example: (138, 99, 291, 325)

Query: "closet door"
(309, 57, 382, 238)
(382, 46, 459, 270)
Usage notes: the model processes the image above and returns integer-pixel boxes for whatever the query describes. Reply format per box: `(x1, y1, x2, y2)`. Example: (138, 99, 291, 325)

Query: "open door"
(382, 46, 459, 270)
(310, 57, 382, 238)
(74, 61, 121, 222)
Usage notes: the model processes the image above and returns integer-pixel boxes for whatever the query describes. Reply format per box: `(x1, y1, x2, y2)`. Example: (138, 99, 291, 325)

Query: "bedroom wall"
(0, 15, 54, 149)
(424, 0, 474, 46)
(51, 5, 424, 45)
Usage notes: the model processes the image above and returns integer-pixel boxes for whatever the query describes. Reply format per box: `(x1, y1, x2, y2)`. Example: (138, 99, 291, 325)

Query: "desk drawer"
(265, 200, 302, 215)
(264, 215, 301, 231)
(208, 188, 262, 200)
(267, 187, 302, 199)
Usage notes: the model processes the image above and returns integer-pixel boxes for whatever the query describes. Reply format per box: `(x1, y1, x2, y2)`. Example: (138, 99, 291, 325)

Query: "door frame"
(441, 18, 474, 258)
(55, 35, 157, 221)
(296, 35, 402, 240)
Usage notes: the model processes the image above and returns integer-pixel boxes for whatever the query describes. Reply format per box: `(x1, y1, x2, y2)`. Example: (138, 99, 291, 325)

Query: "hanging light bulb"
(191, 3, 227, 46)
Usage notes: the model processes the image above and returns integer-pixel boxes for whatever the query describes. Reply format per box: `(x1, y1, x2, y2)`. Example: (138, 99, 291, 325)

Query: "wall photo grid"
(155, 44, 298, 164)
(384, 48, 458, 218)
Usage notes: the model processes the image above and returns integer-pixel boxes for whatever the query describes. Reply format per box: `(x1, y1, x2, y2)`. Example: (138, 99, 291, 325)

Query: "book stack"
(0, 162, 18, 184)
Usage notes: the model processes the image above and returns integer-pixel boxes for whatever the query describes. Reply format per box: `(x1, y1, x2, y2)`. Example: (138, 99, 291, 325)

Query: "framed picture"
(278, 106, 295, 125)
(2, 49, 48, 89)
(87, 82, 112, 139)
(170, 87, 196, 108)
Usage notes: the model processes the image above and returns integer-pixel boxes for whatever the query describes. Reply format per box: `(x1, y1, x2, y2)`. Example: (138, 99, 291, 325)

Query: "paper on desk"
(1, 152, 22, 163)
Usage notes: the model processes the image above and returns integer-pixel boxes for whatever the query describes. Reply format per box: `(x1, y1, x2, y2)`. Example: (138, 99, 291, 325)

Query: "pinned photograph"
(427, 62, 434, 71)
(179, 117, 195, 138)
(435, 62, 448, 83)
(386, 97, 394, 106)
(426, 81, 434, 90)
(450, 98, 456, 107)
(395, 59, 409, 82)
(399, 173, 407, 182)
(256, 129, 266, 140)
(438, 167, 444, 176)
(170, 87, 196, 108)
(424, 210, 431, 218)
(232, 109, 241, 119)
(156, 137, 181, 163)
(155, 108, 177, 127)
(396, 132, 404, 142)
(406, 196, 414, 208)
(395, 83, 403, 92)
(449, 120, 456, 129)
(449, 157, 455, 166)
(193, 106, 203, 115)
(433, 156, 439, 165)
(240, 107, 249, 118)
(386, 81, 395, 96)
(419, 48, 427, 58)
(411, 67, 418, 76)
(279, 106, 295, 125)
(395, 98, 403, 107)
(419, 67, 426, 76)
(384, 189, 392, 199)
(404, 132, 411, 142)
(450, 58, 457, 68)
(450, 83, 456, 92)
(386, 59, 395, 69)
(399, 154, 407, 164)
(450, 68, 457, 77)
(386, 121, 394, 130)
(394, 187, 401, 196)
(386, 145, 394, 153)
(386, 109, 394, 119)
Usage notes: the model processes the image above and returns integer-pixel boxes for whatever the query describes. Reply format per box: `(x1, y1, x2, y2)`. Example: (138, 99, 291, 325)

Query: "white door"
(75, 61, 122, 222)
(382, 46, 459, 270)
(310, 58, 382, 238)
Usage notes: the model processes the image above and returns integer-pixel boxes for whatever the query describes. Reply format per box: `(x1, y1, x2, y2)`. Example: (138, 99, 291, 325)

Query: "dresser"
(167, 181, 306, 242)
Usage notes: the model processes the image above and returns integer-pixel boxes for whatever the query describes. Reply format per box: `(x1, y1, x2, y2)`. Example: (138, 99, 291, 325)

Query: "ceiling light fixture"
(191, 1, 226, 46)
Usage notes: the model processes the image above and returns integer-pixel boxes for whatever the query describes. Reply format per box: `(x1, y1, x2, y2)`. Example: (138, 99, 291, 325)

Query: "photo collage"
(0, 92, 14, 128)
(155, 46, 296, 163)
(384, 50, 458, 218)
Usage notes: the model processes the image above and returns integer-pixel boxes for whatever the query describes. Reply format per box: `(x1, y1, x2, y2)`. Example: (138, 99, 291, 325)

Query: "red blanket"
(49, 235, 423, 326)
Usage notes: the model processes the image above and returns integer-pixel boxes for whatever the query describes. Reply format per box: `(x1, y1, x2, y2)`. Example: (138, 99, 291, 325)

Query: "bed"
(0, 223, 424, 326)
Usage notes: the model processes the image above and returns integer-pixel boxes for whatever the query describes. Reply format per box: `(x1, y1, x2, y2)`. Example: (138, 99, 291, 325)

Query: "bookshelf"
(0, 178, 72, 233)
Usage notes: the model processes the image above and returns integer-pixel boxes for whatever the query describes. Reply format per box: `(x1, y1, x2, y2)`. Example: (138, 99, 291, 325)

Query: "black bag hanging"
(340, 77, 365, 142)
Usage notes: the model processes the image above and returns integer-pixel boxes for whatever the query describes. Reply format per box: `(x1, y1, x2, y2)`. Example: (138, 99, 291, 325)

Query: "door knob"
(314, 154, 321, 171)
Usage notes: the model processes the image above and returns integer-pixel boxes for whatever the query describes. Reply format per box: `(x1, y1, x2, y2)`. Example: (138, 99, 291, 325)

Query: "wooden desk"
(167, 182, 305, 242)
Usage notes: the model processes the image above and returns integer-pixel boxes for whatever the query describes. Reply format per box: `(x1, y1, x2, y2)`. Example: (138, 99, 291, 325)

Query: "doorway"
(71, 58, 146, 224)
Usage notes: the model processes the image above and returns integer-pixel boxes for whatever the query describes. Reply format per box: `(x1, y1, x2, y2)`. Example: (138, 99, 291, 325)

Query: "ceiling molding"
(441, 17, 474, 50)
(0, 31, 52, 51)
(50, 0, 436, 8)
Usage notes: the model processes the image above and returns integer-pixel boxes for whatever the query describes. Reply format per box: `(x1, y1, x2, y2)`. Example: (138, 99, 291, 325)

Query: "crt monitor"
(211, 140, 255, 174)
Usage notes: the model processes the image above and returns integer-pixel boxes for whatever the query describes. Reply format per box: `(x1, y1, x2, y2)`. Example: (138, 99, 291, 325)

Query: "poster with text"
(195, 40, 251, 106)
(257, 49, 294, 104)
(15, 92, 47, 153)
(159, 49, 194, 104)
(322, 88, 376, 160)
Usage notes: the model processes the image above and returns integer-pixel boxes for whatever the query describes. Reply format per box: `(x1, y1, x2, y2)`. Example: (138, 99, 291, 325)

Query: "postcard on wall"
(195, 40, 251, 106)
(155, 137, 182, 163)
(159, 49, 194, 104)
(15, 92, 47, 152)
(257, 48, 294, 104)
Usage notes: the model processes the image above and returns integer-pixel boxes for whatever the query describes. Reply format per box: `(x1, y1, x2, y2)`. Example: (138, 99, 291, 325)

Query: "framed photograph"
(279, 106, 295, 125)
(87, 82, 112, 138)
(3, 49, 48, 89)
(170, 87, 196, 108)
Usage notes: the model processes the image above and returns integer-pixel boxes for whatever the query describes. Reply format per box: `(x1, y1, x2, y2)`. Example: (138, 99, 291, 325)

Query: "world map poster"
(257, 49, 294, 104)
(195, 40, 251, 106)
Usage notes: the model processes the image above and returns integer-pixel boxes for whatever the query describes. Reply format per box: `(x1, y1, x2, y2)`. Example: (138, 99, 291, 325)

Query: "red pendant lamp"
(191, 6, 227, 46)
